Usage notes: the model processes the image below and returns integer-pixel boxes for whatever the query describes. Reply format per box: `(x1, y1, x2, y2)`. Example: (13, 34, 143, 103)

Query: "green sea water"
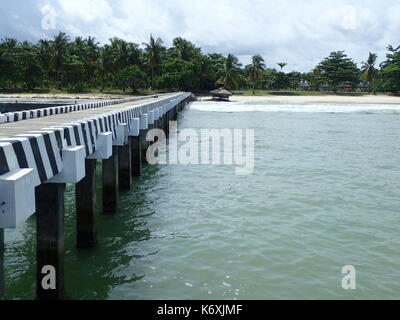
(4, 100, 400, 300)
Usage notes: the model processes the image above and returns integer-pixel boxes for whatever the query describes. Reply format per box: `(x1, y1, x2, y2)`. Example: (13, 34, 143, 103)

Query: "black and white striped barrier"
(0, 92, 192, 229)
(0, 93, 173, 124)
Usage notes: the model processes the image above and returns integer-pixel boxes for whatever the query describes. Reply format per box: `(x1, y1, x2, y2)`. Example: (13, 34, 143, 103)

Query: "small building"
(318, 83, 330, 92)
(337, 83, 354, 92)
(357, 82, 370, 92)
(299, 80, 311, 91)
(210, 87, 232, 101)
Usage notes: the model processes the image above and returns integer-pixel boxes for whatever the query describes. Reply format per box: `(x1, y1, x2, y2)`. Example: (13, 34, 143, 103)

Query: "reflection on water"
(4, 101, 400, 299)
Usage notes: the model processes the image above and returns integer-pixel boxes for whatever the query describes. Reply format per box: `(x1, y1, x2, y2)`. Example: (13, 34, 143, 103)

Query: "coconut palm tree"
(277, 62, 287, 71)
(172, 37, 198, 61)
(37, 39, 53, 79)
(361, 52, 377, 92)
(249, 55, 266, 95)
(216, 54, 242, 90)
(85, 36, 99, 82)
(143, 35, 164, 89)
(49, 32, 69, 85)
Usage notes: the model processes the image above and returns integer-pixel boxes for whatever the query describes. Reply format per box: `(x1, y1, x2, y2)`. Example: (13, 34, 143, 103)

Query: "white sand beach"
(1, 93, 400, 105)
(198, 94, 400, 104)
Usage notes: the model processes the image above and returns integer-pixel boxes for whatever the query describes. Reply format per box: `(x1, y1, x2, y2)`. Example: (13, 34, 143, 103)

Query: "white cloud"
(1, 0, 400, 71)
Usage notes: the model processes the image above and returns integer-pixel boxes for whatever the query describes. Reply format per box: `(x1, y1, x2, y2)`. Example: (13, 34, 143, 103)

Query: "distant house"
(337, 83, 354, 92)
(357, 82, 370, 92)
(299, 80, 311, 91)
(210, 87, 232, 101)
(319, 83, 330, 92)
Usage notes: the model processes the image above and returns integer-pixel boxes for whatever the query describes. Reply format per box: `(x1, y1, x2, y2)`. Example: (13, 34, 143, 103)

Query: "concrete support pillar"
(76, 159, 97, 248)
(36, 183, 65, 300)
(147, 123, 154, 146)
(102, 146, 119, 215)
(118, 140, 131, 192)
(165, 111, 170, 138)
(130, 136, 141, 177)
(0, 228, 4, 300)
(169, 109, 174, 134)
(161, 114, 166, 137)
(140, 129, 148, 164)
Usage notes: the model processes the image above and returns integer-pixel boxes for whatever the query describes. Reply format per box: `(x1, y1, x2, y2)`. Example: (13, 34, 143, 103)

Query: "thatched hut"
(210, 87, 232, 101)
(337, 83, 354, 92)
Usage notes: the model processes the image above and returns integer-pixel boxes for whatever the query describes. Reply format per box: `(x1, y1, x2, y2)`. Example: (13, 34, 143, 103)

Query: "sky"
(1, 0, 399, 72)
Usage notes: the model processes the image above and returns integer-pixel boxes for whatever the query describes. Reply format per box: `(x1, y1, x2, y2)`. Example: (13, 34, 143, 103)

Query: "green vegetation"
(315, 51, 360, 93)
(1, 32, 400, 94)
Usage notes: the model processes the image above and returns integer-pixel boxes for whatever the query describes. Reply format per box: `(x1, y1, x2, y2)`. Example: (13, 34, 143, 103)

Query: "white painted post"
(0, 169, 36, 229)
(47, 146, 86, 184)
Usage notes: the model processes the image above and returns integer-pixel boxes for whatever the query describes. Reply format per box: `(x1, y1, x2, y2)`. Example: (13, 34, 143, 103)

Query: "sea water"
(4, 100, 400, 299)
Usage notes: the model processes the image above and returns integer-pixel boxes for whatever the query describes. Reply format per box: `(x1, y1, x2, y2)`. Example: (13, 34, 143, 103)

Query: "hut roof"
(338, 83, 354, 88)
(210, 88, 233, 96)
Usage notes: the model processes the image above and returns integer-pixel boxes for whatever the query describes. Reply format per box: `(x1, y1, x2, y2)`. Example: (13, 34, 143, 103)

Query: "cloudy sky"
(1, 0, 399, 72)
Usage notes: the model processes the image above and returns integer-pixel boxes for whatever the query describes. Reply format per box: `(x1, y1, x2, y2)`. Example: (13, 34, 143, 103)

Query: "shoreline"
(1, 93, 400, 105)
(197, 94, 400, 104)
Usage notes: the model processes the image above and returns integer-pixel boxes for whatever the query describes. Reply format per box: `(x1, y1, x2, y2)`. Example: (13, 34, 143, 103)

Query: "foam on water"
(190, 101, 400, 114)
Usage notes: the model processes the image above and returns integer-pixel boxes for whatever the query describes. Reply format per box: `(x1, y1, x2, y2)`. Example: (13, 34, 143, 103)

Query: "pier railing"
(0, 93, 173, 124)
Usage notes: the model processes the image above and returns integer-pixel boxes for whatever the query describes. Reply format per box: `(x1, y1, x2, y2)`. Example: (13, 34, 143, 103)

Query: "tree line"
(0, 31, 399, 94)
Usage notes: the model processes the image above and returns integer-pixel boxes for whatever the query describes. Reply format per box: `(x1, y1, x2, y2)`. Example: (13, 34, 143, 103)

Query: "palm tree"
(387, 45, 400, 53)
(85, 36, 99, 82)
(361, 52, 377, 93)
(110, 38, 130, 71)
(277, 62, 287, 71)
(2, 38, 18, 50)
(143, 35, 164, 89)
(216, 54, 242, 90)
(37, 39, 52, 78)
(1, 38, 19, 88)
(49, 32, 69, 85)
(172, 37, 198, 61)
(249, 55, 266, 95)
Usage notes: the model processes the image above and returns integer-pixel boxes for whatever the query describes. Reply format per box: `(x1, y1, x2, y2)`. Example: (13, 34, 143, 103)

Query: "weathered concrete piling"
(102, 146, 119, 215)
(0, 92, 193, 299)
(130, 135, 141, 176)
(36, 183, 66, 300)
(76, 159, 97, 248)
(119, 139, 132, 192)
(140, 113, 149, 164)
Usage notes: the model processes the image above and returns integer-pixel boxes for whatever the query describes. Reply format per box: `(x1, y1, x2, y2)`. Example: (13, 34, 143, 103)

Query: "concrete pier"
(118, 140, 132, 192)
(76, 159, 97, 248)
(102, 146, 119, 215)
(130, 136, 141, 176)
(36, 183, 65, 300)
(0, 92, 193, 299)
